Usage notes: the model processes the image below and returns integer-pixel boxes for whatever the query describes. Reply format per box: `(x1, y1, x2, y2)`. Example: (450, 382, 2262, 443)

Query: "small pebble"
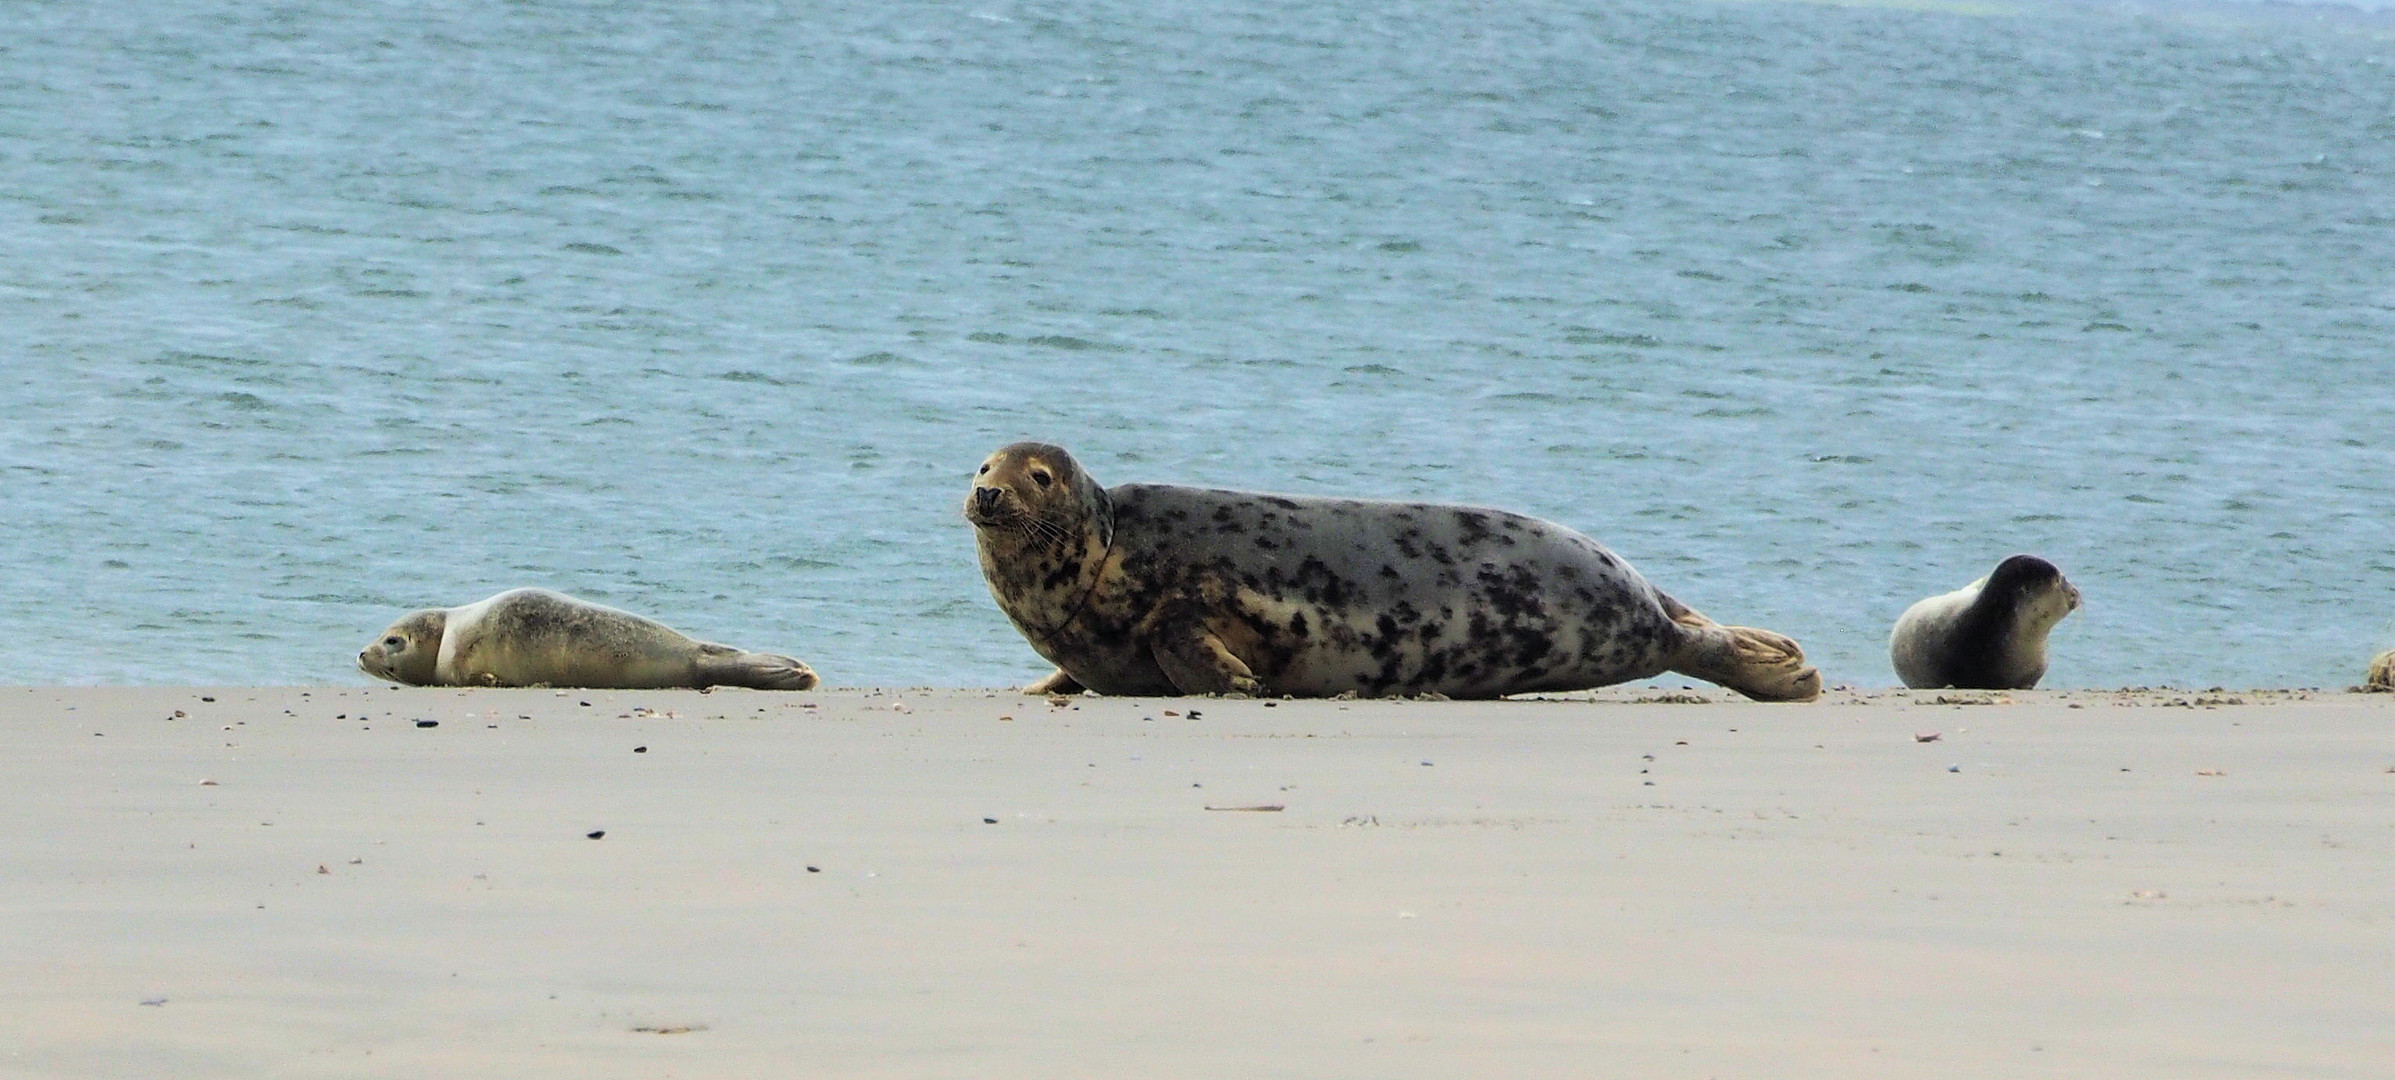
(586, 830, 605, 839)
(806, 866, 821, 873)
(1947, 764, 1961, 773)
(982, 817, 998, 824)
(633, 746, 648, 754)
(414, 719, 438, 728)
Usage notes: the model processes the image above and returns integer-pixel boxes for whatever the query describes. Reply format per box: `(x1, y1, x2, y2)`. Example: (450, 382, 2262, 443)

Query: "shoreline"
(7, 686, 2391, 1078)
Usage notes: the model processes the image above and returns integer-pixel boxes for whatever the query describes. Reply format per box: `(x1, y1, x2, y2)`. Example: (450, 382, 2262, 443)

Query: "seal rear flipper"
(1666, 607, 1822, 702)
(693, 645, 820, 691)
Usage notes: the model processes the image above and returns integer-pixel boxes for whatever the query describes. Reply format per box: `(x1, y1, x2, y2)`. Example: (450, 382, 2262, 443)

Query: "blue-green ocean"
(5, 0, 2392, 689)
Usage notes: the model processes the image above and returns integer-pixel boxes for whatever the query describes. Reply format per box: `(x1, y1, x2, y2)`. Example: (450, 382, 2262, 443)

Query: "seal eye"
(1030, 470, 1053, 488)
(384, 636, 404, 649)
(977, 464, 990, 475)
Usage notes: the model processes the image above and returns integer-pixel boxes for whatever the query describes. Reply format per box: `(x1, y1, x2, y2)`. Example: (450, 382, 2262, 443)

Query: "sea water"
(4, 0, 2392, 689)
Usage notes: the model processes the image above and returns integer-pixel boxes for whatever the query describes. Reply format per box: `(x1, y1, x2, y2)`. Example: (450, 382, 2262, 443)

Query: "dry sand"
(4, 684, 2391, 1079)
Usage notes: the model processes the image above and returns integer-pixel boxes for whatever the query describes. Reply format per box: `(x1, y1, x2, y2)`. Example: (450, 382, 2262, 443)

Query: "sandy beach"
(5, 684, 2390, 1078)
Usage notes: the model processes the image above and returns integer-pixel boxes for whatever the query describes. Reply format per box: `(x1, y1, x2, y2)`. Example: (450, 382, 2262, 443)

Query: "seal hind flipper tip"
(1672, 621, 1822, 702)
(702, 651, 819, 691)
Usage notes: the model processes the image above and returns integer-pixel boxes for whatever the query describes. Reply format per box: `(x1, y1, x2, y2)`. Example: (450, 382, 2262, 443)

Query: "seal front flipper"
(1025, 669, 1085, 695)
(1144, 601, 1265, 697)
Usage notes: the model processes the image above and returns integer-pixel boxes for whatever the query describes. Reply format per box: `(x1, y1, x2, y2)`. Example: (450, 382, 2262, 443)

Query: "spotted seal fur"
(1889, 555, 2080, 690)
(964, 442, 1820, 701)
(357, 587, 818, 690)
(2366, 649, 2394, 692)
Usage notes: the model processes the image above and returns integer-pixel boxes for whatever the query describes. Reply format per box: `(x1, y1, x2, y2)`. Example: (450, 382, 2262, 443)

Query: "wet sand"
(5, 684, 2391, 1079)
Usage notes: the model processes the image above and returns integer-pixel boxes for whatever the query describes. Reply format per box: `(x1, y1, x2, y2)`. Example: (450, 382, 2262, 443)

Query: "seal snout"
(965, 483, 1015, 527)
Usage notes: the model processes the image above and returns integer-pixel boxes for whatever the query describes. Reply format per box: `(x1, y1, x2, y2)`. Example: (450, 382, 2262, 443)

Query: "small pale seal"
(2366, 649, 2395, 692)
(357, 588, 818, 690)
(964, 442, 1820, 701)
(1889, 555, 2080, 690)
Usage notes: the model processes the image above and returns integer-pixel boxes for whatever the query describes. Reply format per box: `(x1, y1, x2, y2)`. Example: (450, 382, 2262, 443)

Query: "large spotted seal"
(2367, 649, 2394, 692)
(964, 442, 1820, 701)
(357, 588, 818, 690)
(1889, 555, 2079, 690)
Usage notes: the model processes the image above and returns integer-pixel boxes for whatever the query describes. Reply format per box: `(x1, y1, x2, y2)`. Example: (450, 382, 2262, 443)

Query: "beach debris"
(316, 865, 330, 875)
(2196, 769, 2226, 777)
(982, 817, 998, 824)
(2129, 889, 2166, 902)
(630, 1024, 707, 1035)
(1914, 732, 1942, 742)
(1162, 710, 1180, 717)
(1636, 692, 1712, 704)
(1186, 710, 1202, 720)
(198, 779, 217, 786)
(586, 830, 606, 839)
(1203, 804, 1284, 812)
(633, 746, 647, 753)
(1931, 694, 2006, 706)
(200, 697, 215, 703)
(1947, 764, 1961, 773)
(140, 997, 166, 1007)
(414, 719, 438, 728)
(806, 866, 820, 873)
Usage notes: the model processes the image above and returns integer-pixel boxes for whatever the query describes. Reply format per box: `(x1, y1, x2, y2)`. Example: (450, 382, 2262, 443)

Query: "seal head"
(357, 609, 445, 686)
(968, 442, 1820, 701)
(1889, 554, 2080, 690)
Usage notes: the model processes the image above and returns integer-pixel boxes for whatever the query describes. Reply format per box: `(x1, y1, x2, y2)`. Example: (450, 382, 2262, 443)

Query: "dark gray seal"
(964, 442, 1821, 701)
(1888, 555, 2079, 690)
(357, 588, 819, 690)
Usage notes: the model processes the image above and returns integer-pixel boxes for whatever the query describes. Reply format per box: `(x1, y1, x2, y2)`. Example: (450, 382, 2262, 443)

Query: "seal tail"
(693, 644, 821, 691)
(1660, 600, 1822, 702)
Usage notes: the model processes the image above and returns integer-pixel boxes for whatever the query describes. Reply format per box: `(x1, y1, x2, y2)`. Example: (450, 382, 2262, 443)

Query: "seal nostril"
(975, 487, 1000, 511)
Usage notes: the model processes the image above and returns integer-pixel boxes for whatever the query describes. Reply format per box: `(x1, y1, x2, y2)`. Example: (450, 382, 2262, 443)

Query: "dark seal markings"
(965, 442, 1822, 701)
